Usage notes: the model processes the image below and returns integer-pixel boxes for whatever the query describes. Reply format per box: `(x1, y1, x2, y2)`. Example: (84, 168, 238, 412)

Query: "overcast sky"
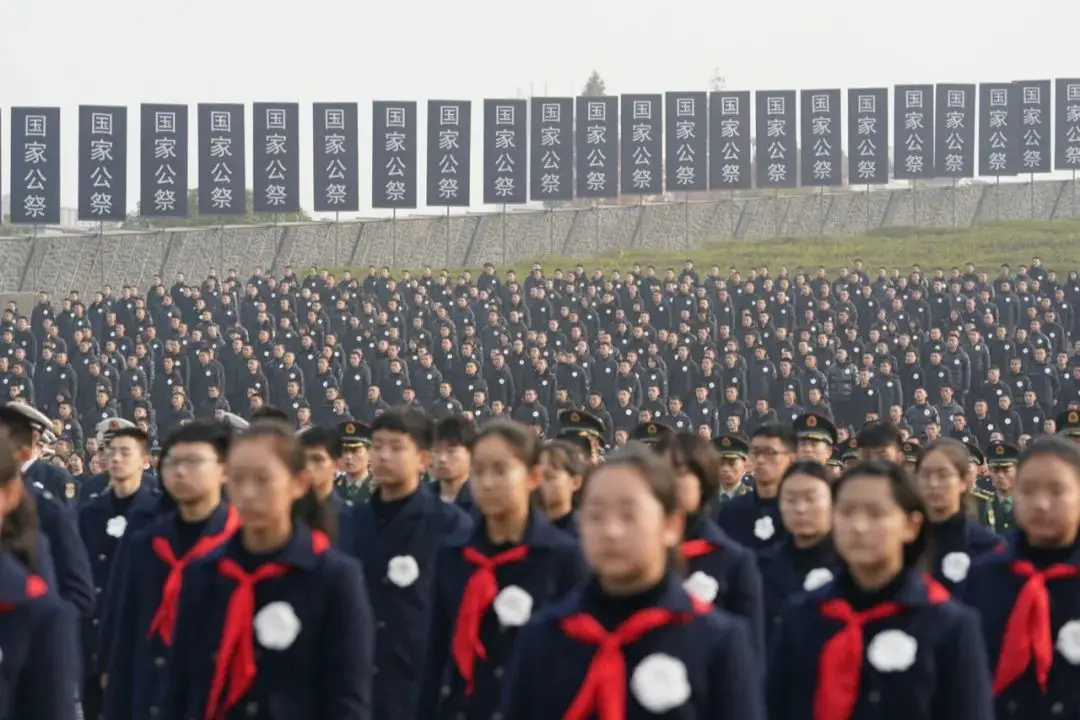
(0, 0, 1076, 217)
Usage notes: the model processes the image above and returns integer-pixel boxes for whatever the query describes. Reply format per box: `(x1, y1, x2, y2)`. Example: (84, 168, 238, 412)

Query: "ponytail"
(291, 488, 338, 545)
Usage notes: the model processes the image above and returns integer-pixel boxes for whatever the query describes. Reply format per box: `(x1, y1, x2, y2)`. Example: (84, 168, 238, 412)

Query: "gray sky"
(1, 0, 1076, 217)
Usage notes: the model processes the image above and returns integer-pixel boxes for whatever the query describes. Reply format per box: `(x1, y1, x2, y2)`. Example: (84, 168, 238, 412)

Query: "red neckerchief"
(0, 574, 48, 611)
(203, 530, 329, 720)
(992, 560, 1080, 695)
(148, 506, 241, 646)
(680, 539, 714, 560)
(450, 545, 529, 696)
(813, 580, 949, 720)
(558, 596, 710, 720)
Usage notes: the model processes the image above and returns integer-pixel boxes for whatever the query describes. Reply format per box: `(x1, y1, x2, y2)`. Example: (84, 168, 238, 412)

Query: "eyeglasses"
(161, 456, 218, 470)
(748, 448, 786, 460)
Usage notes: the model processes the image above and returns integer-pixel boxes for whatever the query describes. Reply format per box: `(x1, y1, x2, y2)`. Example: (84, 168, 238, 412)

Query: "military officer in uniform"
(962, 441, 997, 529)
(713, 434, 751, 503)
(1057, 409, 1080, 444)
(986, 439, 1018, 533)
(334, 420, 375, 504)
(555, 409, 605, 467)
(7, 402, 80, 506)
(793, 412, 838, 465)
(630, 421, 672, 446)
(840, 437, 859, 470)
(79, 417, 143, 507)
(827, 445, 844, 478)
(901, 439, 920, 471)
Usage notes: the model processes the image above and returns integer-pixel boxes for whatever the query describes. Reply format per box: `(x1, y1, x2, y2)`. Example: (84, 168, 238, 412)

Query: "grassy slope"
(332, 220, 1080, 278)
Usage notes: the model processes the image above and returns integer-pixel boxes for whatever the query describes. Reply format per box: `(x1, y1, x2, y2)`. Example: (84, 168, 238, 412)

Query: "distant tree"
(122, 188, 311, 229)
(709, 68, 726, 92)
(582, 71, 607, 97)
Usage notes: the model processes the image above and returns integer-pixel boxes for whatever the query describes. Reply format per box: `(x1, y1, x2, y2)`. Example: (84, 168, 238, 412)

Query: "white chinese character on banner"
(326, 159, 347, 179)
(767, 163, 787, 183)
(585, 125, 607, 144)
(987, 152, 1008, 172)
(541, 150, 561, 169)
(1066, 126, 1080, 143)
(677, 98, 695, 117)
(989, 89, 1008, 107)
(155, 165, 177, 185)
(386, 157, 407, 176)
(1067, 84, 1080, 102)
(495, 153, 515, 173)
(858, 95, 876, 114)
(385, 180, 407, 201)
(989, 110, 1008, 129)
(89, 139, 113, 162)
(905, 155, 925, 174)
(540, 127, 561, 146)
(1066, 147, 1080, 165)
(265, 134, 288, 155)
(542, 103, 561, 123)
(768, 141, 786, 160)
(858, 138, 877, 157)
(494, 128, 516, 149)
(766, 97, 786, 115)
(264, 185, 287, 206)
(155, 137, 177, 160)
(439, 129, 460, 151)
(720, 119, 740, 138)
(23, 197, 46, 219)
(493, 177, 515, 197)
(587, 148, 607, 167)
(539, 173, 561, 194)
(766, 118, 786, 137)
(585, 171, 606, 191)
(325, 184, 348, 205)
(438, 177, 459, 200)
(811, 95, 830, 113)
(811, 117, 831, 135)
(631, 145, 652, 165)
(676, 120, 696, 140)
(90, 166, 113, 189)
(385, 132, 407, 152)
(943, 153, 965, 173)
(856, 160, 877, 179)
(1023, 108, 1042, 127)
(155, 112, 176, 134)
(91, 112, 113, 135)
(25, 115, 47, 137)
(1024, 128, 1042, 147)
(211, 163, 232, 183)
(24, 142, 47, 164)
(210, 111, 231, 133)
(633, 100, 651, 120)
(265, 109, 287, 130)
(675, 166, 695, 185)
(721, 142, 740, 161)
(813, 138, 832, 157)
(905, 134, 924, 152)
(209, 137, 233, 157)
(904, 111, 925, 130)
(439, 155, 459, 173)
(812, 160, 832, 180)
(325, 109, 345, 130)
(266, 159, 287, 180)
(947, 90, 966, 108)
(1023, 86, 1041, 104)
(720, 164, 741, 183)
(587, 102, 607, 122)
(1023, 149, 1042, 168)
(495, 105, 515, 125)
(440, 105, 459, 126)
(24, 169, 46, 190)
(857, 117, 877, 136)
(632, 123, 652, 143)
(945, 111, 965, 130)
(631, 168, 652, 189)
(154, 189, 177, 212)
(325, 134, 346, 155)
(89, 193, 113, 215)
(721, 97, 739, 115)
(386, 108, 406, 128)
(1065, 106, 1080, 124)
(905, 90, 923, 109)
(210, 186, 233, 208)
(676, 144, 695, 163)
(945, 132, 964, 151)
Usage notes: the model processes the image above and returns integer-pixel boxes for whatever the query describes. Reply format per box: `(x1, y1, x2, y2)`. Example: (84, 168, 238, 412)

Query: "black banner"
(371, 101, 417, 209)
(1015, 80, 1051, 174)
(483, 99, 527, 205)
(426, 101, 472, 207)
(575, 96, 618, 198)
(140, 104, 188, 217)
(252, 103, 300, 212)
(709, 91, 751, 190)
(78, 106, 127, 221)
(665, 92, 707, 192)
(847, 88, 889, 185)
(10, 107, 61, 225)
(1055, 79, 1080, 171)
(978, 84, 1019, 177)
(620, 94, 662, 195)
(530, 98, 573, 201)
(197, 104, 246, 215)
(893, 85, 934, 180)
(755, 90, 797, 189)
(799, 89, 842, 186)
(934, 84, 975, 178)
(312, 103, 359, 212)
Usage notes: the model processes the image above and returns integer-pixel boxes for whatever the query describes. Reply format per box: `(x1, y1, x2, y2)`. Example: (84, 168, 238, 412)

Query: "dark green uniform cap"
(986, 440, 1020, 467)
(793, 413, 838, 445)
(713, 434, 749, 459)
(1058, 410, 1080, 437)
(338, 421, 372, 450)
(630, 422, 671, 444)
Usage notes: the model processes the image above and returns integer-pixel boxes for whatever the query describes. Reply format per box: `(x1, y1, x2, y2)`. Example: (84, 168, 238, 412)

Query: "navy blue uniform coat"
(343, 486, 472, 720)
(926, 512, 1003, 594)
(27, 480, 95, 617)
(715, 492, 786, 552)
(767, 568, 993, 720)
(757, 538, 841, 648)
(0, 551, 80, 720)
(416, 509, 587, 720)
(499, 573, 766, 720)
(165, 523, 375, 720)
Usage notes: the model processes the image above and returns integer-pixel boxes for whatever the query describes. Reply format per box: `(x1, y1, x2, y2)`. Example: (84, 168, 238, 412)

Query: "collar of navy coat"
(84, 481, 160, 518)
(140, 501, 234, 549)
(545, 570, 698, 621)
(208, 522, 326, 571)
(807, 567, 946, 608)
(975, 531, 1080, 568)
(444, 506, 575, 553)
(0, 552, 42, 605)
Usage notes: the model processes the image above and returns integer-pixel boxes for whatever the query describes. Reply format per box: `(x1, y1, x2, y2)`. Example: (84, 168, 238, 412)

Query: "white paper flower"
(941, 552, 971, 584)
(106, 516, 128, 538)
(753, 516, 775, 541)
(802, 567, 834, 592)
(493, 585, 533, 627)
(1056, 620, 1080, 664)
(254, 601, 301, 650)
(683, 571, 720, 603)
(630, 653, 691, 713)
(866, 629, 918, 672)
(386, 555, 420, 588)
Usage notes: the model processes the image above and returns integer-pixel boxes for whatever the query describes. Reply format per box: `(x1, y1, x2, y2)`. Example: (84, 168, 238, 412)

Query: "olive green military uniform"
(334, 420, 372, 506)
(962, 440, 997, 530)
(713, 434, 751, 503)
(986, 440, 1019, 534)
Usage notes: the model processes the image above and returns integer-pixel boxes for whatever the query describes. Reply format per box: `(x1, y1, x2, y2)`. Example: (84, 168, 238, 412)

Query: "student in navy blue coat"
(78, 427, 161, 719)
(656, 431, 766, 659)
(962, 436, 1080, 718)
(716, 424, 797, 551)
(298, 426, 349, 535)
(538, 440, 585, 537)
(500, 442, 764, 720)
(165, 420, 374, 720)
(0, 405, 94, 617)
(342, 407, 472, 720)
(429, 416, 476, 514)
(103, 420, 240, 720)
(417, 419, 587, 720)
(757, 460, 840, 647)
(767, 460, 993, 720)
(0, 430, 80, 720)
(914, 438, 1003, 593)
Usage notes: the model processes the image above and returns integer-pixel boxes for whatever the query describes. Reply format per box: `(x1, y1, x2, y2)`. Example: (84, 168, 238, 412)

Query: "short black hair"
(161, 419, 231, 463)
(252, 405, 290, 423)
(372, 406, 433, 450)
(299, 426, 341, 460)
(112, 427, 151, 453)
(750, 423, 797, 452)
(433, 416, 477, 451)
(856, 421, 904, 451)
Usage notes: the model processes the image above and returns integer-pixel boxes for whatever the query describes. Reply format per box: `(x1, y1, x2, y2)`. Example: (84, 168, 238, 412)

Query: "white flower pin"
(802, 567, 834, 592)
(866, 629, 918, 672)
(941, 552, 971, 584)
(683, 571, 720, 603)
(753, 516, 775, 541)
(106, 516, 128, 538)
(493, 585, 533, 627)
(386, 555, 420, 588)
(630, 653, 691, 713)
(1056, 620, 1080, 664)
(254, 601, 301, 650)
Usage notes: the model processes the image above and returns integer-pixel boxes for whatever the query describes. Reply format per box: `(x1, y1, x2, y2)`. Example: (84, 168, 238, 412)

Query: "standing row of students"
(3, 406, 1080, 718)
